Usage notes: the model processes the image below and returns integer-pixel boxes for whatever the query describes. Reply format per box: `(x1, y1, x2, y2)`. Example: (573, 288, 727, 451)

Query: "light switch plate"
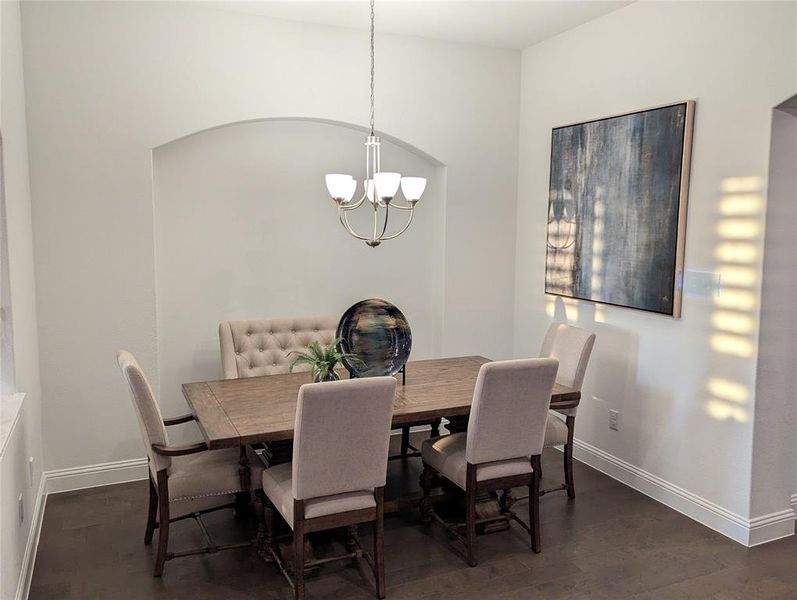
(684, 270, 722, 298)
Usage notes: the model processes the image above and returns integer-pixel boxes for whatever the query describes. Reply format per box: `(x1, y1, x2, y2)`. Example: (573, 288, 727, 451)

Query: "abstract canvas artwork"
(545, 101, 694, 317)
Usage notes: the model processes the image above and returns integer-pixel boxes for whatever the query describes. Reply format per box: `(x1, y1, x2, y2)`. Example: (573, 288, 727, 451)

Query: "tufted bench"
(219, 316, 339, 379)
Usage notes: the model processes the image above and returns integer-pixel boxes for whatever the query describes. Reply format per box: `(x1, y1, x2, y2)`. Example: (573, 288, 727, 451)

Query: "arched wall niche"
(152, 117, 447, 406)
(155, 116, 446, 167)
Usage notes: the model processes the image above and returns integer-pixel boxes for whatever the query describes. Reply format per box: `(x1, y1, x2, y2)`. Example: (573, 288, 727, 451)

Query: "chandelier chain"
(369, 0, 375, 135)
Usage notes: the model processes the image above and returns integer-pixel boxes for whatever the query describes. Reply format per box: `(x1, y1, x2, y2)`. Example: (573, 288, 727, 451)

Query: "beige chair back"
(465, 358, 559, 465)
(219, 316, 339, 379)
(117, 350, 170, 475)
(540, 323, 595, 417)
(292, 377, 396, 500)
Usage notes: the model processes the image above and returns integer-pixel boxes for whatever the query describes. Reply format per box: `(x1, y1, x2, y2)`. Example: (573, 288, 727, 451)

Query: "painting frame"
(544, 99, 695, 318)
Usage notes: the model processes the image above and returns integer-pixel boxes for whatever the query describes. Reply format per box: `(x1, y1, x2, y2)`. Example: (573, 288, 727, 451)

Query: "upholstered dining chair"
(117, 350, 263, 577)
(420, 358, 559, 566)
(540, 323, 596, 499)
(261, 376, 397, 600)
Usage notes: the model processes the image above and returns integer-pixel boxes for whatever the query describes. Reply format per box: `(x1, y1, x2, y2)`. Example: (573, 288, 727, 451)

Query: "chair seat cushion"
(262, 463, 376, 528)
(169, 447, 264, 501)
(421, 433, 532, 490)
(544, 414, 569, 447)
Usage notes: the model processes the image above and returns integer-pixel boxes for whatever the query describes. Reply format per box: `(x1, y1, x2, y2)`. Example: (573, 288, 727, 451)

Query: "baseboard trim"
(42, 428, 435, 496)
(40, 428, 439, 497)
(15, 473, 46, 600)
(44, 457, 149, 495)
(748, 509, 795, 546)
(571, 438, 794, 547)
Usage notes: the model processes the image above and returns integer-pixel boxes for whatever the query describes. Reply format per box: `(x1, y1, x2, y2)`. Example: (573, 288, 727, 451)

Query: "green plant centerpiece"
(288, 338, 365, 383)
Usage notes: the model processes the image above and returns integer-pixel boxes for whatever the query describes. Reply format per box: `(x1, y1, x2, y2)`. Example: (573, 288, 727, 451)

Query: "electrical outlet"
(18, 494, 24, 524)
(29, 457, 35, 486)
(609, 409, 619, 431)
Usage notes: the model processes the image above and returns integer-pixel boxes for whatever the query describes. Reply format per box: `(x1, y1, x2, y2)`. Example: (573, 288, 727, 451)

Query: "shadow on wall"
(548, 296, 645, 449)
(550, 299, 639, 411)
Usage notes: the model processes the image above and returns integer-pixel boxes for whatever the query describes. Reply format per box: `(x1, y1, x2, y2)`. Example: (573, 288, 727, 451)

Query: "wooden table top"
(182, 355, 581, 449)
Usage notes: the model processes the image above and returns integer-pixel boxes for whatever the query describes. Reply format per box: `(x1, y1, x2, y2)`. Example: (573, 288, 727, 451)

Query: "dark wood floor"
(30, 437, 797, 599)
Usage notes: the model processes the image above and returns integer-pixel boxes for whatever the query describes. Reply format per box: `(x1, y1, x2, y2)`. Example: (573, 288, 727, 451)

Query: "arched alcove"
(157, 116, 446, 168)
(152, 118, 446, 398)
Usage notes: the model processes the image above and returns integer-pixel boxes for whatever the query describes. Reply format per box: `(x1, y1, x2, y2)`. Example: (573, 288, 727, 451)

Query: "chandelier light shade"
(324, 0, 426, 247)
(373, 172, 401, 202)
(325, 174, 357, 203)
(400, 177, 427, 202)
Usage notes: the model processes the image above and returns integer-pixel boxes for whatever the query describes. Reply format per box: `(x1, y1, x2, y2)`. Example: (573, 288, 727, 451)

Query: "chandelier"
(324, 0, 426, 247)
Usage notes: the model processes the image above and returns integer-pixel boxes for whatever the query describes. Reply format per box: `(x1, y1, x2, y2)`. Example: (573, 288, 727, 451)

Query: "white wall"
(0, 0, 44, 597)
(751, 104, 797, 520)
(20, 1, 520, 471)
(153, 119, 445, 417)
(515, 0, 796, 535)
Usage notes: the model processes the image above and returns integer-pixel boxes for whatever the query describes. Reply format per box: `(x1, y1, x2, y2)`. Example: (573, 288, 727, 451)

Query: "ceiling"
(204, 0, 634, 50)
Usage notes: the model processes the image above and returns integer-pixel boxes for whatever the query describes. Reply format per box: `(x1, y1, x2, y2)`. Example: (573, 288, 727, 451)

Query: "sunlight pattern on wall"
(705, 176, 763, 422)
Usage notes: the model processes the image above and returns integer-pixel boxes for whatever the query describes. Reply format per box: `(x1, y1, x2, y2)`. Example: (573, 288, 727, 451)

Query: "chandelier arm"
(389, 202, 414, 211)
(340, 192, 369, 211)
(372, 198, 379, 241)
(380, 206, 414, 240)
(378, 204, 390, 239)
(338, 206, 370, 241)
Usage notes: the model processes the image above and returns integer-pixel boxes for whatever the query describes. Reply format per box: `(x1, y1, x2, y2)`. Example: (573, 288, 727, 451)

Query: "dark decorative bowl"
(337, 299, 412, 378)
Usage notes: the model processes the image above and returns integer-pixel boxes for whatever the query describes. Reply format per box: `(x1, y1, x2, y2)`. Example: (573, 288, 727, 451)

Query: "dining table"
(182, 355, 580, 513)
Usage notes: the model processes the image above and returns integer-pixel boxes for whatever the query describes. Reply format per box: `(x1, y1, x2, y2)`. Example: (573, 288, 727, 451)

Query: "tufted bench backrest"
(219, 316, 339, 379)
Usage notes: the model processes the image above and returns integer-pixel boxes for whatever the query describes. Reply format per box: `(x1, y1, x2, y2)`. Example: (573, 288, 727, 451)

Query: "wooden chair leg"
(420, 464, 433, 524)
(374, 488, 386, 599)
(499, 488, 513, 514)
(465, 463, 477, 567)
(530, 455, 541, 554)
(565, 415, 576, 499)
(430, 418, 442, 437)
(154, 471, 170, 577)
(294, 501, 305, 600)
(345, 525, 360, 566)
(400, 426, 411, 456)
(144, 475, 157, 545)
